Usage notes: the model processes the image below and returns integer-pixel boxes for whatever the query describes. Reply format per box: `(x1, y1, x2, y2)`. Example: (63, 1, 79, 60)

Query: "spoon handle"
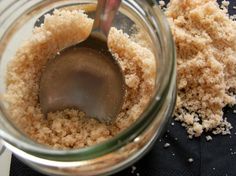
(93, 0, 122, 36)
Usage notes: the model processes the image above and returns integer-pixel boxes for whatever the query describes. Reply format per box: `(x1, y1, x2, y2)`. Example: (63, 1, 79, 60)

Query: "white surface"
(0, 142, 11, 176)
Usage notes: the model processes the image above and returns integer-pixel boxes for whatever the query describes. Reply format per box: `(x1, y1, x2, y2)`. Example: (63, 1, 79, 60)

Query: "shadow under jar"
(0, 0, 176, 175)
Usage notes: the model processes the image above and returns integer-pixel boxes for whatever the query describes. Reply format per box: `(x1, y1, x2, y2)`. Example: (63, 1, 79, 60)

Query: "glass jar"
(0, 0, 176, 175)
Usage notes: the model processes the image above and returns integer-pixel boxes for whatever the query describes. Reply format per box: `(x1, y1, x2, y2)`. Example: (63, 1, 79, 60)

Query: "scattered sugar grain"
(221, 0, 230, 8)
(188, 158, 194, 163)
(131, 166, 136, 174)
(159, 0, 165, 7)
(206, 135, 213, 141)
(164, 143, 170, 148)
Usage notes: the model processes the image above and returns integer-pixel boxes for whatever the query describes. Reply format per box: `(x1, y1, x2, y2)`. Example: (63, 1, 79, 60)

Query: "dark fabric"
(10, 156, 44, 176)
(10, 0, 236, 176)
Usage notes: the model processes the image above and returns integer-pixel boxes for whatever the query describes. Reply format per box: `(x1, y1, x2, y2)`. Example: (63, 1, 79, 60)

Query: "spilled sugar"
(166, 0, 236, 137)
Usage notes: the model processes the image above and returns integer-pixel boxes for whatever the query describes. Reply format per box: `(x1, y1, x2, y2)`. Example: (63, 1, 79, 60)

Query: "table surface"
(0, 0, 236, 176)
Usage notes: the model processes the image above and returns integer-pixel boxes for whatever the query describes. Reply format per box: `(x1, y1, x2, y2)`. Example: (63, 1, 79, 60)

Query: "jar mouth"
(0, 0, 176, 161)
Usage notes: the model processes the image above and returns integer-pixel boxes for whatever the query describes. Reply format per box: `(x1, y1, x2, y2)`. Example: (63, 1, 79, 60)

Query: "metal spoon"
(39, 0, 124, 123)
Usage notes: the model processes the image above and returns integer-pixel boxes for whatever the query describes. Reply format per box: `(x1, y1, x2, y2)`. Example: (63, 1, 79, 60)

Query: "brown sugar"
(4, 10, 155, 149)
(166, 0, 236, 137)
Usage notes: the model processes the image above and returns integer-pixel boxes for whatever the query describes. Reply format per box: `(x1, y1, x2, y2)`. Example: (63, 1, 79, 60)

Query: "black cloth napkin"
(10, 0, 236, 176)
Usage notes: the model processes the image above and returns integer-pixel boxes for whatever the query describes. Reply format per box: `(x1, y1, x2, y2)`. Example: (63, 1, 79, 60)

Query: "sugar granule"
(166, 0, 236, 137)
(221, 0, 230, 9)
(188, 158, 194, 163)
(131, 166, 137, 174)
(159, 0, 166, 7)
(164, 143, 170, 148)
(206, 135, 213, 141)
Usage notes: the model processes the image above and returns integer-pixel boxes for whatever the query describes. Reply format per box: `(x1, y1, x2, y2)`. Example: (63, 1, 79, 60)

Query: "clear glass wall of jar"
(0, 0, 176, 175)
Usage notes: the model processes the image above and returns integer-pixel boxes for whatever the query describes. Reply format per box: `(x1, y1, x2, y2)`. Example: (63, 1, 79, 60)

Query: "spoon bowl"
(39, 0, 124, 123)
